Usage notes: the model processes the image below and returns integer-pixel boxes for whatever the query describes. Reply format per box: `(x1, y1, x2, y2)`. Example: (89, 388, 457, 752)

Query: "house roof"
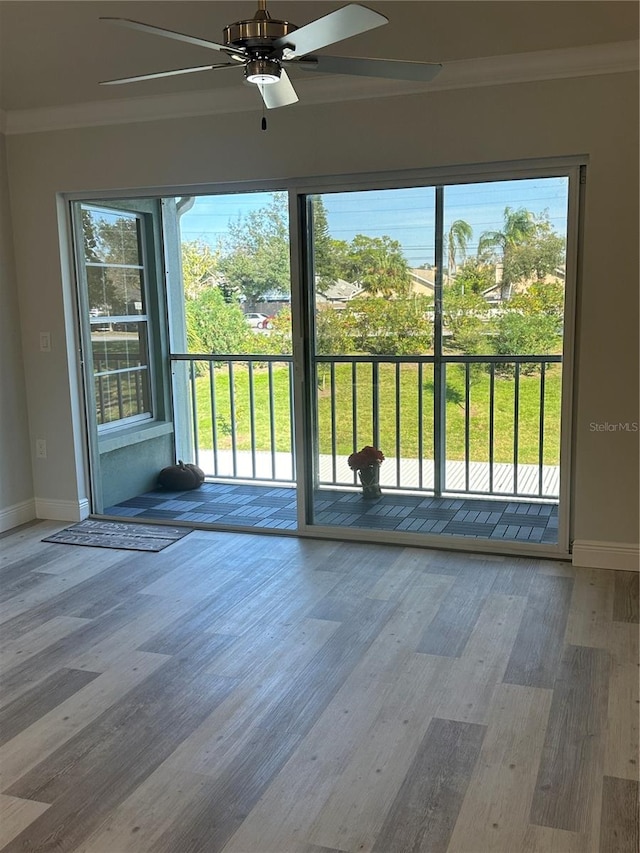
(408, 268, 436, 294)
(316, 278, 363, 302)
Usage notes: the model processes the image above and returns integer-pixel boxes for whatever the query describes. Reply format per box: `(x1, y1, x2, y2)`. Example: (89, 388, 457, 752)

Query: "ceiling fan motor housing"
(224, 13, 298, 54)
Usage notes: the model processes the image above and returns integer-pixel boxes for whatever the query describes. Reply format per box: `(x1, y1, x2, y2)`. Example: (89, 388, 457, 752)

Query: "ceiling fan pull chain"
(261, 101, 267, 131)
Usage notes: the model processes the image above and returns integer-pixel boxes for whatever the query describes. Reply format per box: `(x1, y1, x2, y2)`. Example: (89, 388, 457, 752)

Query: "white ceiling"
(0, 1, 637, 113)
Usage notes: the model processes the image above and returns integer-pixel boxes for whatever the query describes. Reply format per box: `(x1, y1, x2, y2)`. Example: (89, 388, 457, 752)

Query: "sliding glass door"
(72, 163, 576, 551)
(302, 175, 570, 544)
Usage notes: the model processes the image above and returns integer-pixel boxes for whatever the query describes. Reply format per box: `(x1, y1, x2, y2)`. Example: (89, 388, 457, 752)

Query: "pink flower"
(347, 446, 385, 470)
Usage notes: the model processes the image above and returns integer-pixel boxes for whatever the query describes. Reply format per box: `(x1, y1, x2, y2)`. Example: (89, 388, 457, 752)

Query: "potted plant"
(347, 445, 385, 499)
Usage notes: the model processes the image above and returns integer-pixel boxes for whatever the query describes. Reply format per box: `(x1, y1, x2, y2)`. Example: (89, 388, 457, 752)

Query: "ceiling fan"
(99, 1, 442, 110)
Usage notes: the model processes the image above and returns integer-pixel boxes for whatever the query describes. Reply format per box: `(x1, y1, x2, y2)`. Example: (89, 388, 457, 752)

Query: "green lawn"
(192, 361, 561, 466)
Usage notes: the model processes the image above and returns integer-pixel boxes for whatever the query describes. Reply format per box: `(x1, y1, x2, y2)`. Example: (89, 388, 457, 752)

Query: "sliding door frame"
(289, 156, 584, 559)
(65, 154, 583, 558)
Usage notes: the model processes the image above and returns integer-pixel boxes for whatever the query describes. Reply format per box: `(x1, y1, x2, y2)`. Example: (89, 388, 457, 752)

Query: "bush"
(491, 311, 561, 373)
(185, 287, 250, 355)
(246, 308, 293, 357)
(490, 280, 564, 370)
(347, 296, 433, 355)
(316, 304, 356, 356)
(443, 290, 492, 356)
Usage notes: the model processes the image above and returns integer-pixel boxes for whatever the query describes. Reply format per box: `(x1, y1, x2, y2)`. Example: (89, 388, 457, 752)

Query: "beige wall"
(4, 72, 639, 545)
(0, 133, 34, 529)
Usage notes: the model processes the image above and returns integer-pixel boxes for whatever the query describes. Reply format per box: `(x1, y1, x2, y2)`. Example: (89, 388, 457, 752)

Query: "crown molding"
(4, 40, 637, 135)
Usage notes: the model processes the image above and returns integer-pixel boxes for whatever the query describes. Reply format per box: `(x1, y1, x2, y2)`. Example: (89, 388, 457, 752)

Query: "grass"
(191, 360, 561, 466)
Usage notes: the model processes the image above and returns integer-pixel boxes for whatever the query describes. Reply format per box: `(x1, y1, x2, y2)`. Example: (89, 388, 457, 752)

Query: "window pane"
(309, 187, 436, 357)
(442, 177, 568, 356)
(441, 176, 568, 490)
(91, 322, 151, 424)
(82, 208, 142, 266)
(87, 266, 145, 316)
(176, 191, 292, 355)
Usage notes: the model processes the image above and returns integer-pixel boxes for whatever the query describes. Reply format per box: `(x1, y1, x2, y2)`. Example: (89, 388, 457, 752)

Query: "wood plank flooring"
(0, 522, 637, 853)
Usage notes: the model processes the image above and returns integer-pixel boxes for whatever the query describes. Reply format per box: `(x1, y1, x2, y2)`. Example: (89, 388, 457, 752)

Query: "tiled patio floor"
(105, 482, 558, 544)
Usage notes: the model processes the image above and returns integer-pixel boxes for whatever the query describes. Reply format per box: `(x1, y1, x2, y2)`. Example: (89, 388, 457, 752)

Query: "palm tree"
(478, 206, 536, 299)
(447, 219, 473, 279)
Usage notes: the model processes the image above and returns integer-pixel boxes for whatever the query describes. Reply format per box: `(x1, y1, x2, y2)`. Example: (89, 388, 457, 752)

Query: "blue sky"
(179, 176, 569, 268)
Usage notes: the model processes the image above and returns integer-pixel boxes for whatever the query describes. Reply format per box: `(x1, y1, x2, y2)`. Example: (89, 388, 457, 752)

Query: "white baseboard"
(0, 498, 37, 533)
(35, 497, 91, 523)
(572, 540, 640, 572)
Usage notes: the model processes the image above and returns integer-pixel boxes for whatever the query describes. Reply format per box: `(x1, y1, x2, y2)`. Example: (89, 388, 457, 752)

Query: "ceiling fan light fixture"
(245, 58, 281, 85)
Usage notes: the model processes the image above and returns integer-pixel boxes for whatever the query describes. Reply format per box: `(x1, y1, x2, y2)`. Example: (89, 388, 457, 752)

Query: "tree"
(185, 286, 250, 355)
(506, 211, 565, 283)
(447, 219, 473, 278)
(312, 305, 357, 389)
(343, 235, 410, 298)
(448, 258, 495, 296)
(181, 239, 219, 300)
(82, 208, 139, 267)
(491, 281, 564, 365)
(511, 280, 564, 326)
(492, 311, 560, 365)
(443, 290, 492, 355)
(218, 193, 290, 303)
(315, 305, 356, 356)
(82, 209, 140, 315)
(81, 208, 103, 264)
(347, 296, 433, 355)
(478, 206, 537, 299)
(310, 197, 350, 286)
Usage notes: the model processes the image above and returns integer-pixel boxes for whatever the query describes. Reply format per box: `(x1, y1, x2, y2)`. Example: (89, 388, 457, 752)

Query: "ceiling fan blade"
(100, 64, 237, 86)
(295, 55, 443, 82)
(274, 4, 387, 59)
(258, 69, 299, 109)
(99, 18, 246, 60)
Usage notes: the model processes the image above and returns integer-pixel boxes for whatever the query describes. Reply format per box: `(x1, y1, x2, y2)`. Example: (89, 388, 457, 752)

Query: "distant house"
(247, 291, 290, 315)
(317, 270, 437, 303)
(316, 277, 363, 307)
(408, 268, 436, 296)
(410, 263, 512, 303)
(482, 267, 565, 304)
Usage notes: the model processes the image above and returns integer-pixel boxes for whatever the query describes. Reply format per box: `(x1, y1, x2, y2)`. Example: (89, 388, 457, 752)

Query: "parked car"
(244, 312, 273, 330)
(89, 307, 111, 332)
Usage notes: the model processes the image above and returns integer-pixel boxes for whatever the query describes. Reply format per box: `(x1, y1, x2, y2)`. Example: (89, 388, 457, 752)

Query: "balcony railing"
(170, 352, 561, 500)
(172, 354, 297, 484)
(95, 363, 150, 425)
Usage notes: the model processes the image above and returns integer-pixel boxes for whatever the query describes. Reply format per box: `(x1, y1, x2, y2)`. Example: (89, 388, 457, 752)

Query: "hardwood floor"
(0, 521, 637, 853)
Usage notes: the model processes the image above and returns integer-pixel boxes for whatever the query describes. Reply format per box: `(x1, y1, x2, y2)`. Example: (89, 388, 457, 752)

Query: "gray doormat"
(43, 519, 192, 552)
